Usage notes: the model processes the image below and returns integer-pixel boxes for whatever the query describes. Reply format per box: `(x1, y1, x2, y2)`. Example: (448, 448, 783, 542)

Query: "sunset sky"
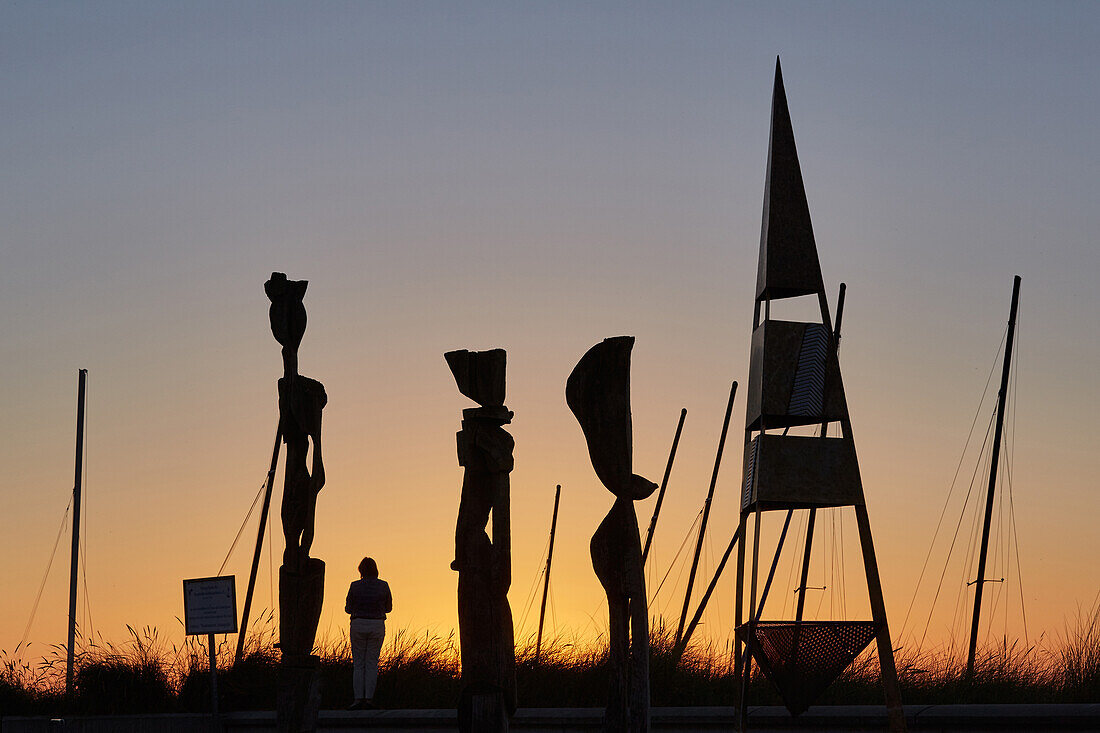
(3, 2, 1098, 662)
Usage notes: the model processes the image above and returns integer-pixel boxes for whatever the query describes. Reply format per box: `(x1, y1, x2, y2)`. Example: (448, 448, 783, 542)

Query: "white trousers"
(350, 618, 386, 701)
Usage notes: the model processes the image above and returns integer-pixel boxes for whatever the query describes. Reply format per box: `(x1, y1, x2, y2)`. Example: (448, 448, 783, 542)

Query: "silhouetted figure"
(445, 348, 516, 733)
(567, 337, 657, 733)
(345, 557, 392, 710)
(266, 272, 327, 733)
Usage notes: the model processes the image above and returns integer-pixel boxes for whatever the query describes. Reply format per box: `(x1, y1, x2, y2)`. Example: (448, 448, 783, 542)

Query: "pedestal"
(277, 653, 321, 733)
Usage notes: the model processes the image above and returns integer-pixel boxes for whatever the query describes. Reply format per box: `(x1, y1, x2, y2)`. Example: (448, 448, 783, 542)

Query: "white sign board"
(183, 575, 238, 635)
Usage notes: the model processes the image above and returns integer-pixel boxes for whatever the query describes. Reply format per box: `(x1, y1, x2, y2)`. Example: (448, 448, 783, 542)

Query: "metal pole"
(967, 275, 1022, 678)
(676, 381, 737, 645)
(833, 283, 847, 344)
(235, 428, 282, 663)
(208, 632, 220, 730)
(642, 408, 687, 565)
(66, 368, 87, 698)
(535, 484, 562, 664)
(793, 510, 817, 623)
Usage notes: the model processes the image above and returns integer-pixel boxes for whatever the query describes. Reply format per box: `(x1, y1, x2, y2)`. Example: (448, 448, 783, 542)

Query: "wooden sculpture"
(266, 272, 327, 733)
(567, 337, 657, 733)
(446, 348, 516, 733)
(733, 60, 906, 732)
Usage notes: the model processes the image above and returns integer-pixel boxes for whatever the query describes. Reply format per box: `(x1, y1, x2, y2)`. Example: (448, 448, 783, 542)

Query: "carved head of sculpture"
(265, 272, 309, 352)
(446, 349, 513, 424)
(566, 336, 658, 502)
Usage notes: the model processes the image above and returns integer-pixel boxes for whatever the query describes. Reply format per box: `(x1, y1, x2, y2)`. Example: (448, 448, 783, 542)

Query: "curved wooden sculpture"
(567, 337, 657, 733)
(266, 272, 326, 733)
(446, 348, 516, 733)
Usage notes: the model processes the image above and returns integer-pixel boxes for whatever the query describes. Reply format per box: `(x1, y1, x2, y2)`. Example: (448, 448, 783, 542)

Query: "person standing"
(345, 557, 392, 709)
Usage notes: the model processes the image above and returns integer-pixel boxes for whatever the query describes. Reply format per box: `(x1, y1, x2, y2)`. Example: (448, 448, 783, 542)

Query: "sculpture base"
(277, 653, 322, 733)
(279, 558, 325, 657)
(458, 688, 509, 733)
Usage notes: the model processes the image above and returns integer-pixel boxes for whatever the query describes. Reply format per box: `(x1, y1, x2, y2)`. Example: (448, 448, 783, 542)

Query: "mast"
(235, 428, 282, 663)
(66, 368, 87, 697)
(966, 275, 1022, 678)
(534, 484, 561, 664)
(676, 381, 737, 645)
(641, 408, 687, 565)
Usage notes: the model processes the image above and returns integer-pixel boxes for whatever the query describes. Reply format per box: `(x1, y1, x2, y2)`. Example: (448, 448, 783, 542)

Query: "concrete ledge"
(6, 704, 1100, 732)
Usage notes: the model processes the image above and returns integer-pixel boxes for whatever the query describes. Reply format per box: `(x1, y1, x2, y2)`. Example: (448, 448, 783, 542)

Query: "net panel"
(738, 620, 878, 716)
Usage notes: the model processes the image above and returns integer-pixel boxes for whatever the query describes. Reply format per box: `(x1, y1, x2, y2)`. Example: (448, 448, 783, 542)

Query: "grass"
(3, 608, 1099, 716)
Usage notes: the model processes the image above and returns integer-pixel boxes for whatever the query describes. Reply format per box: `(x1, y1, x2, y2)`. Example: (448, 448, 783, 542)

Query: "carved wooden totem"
(567, 337, 657, 733)
(445, 348, 517, 733)
(266, 272, 326, 733)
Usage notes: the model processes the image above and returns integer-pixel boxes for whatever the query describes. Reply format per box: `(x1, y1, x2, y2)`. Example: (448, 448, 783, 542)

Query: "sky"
(2, 2, 1099, 662)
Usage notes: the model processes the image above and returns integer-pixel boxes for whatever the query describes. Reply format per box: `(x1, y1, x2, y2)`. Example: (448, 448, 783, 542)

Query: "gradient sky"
(3, 2, 1098, 661)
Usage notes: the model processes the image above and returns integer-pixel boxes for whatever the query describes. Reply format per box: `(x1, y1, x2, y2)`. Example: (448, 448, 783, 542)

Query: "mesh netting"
(738, 620, 879, 716)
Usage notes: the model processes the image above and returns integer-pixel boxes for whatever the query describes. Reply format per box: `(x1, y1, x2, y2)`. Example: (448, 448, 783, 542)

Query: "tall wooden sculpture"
(733, 61, 906, 732)
(446, 348, 517, 733)
(567, 337, 657, 733)
(266, 272, 327, 733)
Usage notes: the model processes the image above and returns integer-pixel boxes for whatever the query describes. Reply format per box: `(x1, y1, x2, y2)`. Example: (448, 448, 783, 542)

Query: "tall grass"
(3, 609, 1100, 715)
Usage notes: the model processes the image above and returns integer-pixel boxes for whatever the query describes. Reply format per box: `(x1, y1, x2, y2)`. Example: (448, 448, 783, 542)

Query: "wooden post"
(535, 484, 562, 665)
(740, 505, 763, 732)
(235, 428, 282, 664)
(733, 507, 748, 681)
(642, 409, 687, 565)
(676, 382, 737, 645)
(66, 368, 87, 698)
(966, 275, 1022, 678)
(855, 501, 907, 732)
(208, 632, 220, 730)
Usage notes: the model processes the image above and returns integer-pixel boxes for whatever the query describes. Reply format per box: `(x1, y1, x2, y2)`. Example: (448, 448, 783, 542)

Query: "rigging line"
(80, 528, 93, 642)
(840, 508, 848, 619)
(985, 468, 1008, 646)
(649, 510, 702, 603)
(955, 439, 993, 640)
(919, 407, 998, 652)
(548, 577, 557, 639)
(79, 371, 92, 640)
(959, 433, 997, 643)
(782, 510, 807, 618)
(901, 325, 1008, 639)
(954, 412, 997, 646)
(18, 496, 73, 650)
(217, 479, 267, 576)
(1006, 354, 1028, 648)
(268, 487, 274, 615)
(518, 538, 551, 635)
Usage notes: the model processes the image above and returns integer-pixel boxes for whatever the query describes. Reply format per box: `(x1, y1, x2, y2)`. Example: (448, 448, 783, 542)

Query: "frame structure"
(733, 59, 906, 732)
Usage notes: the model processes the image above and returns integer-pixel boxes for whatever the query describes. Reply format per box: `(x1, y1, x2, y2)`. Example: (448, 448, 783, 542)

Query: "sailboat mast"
(534, 484, 561, 664)
(641, 408, 687, 565)
(676, 381, 736, 645)
(66, 368, 87, 697)
(966, 275, 1022, 678)
(235, 428, 282, 663)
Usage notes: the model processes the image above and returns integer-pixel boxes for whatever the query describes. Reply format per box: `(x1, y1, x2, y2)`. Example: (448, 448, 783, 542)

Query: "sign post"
(184, 576, 237, 731)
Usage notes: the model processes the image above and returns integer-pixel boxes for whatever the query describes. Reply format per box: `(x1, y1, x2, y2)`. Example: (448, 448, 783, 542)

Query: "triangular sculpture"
(734, 59, 907, 733)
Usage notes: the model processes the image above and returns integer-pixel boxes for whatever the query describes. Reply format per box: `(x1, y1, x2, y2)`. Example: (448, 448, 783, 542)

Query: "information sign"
(183, 575, 238, 635)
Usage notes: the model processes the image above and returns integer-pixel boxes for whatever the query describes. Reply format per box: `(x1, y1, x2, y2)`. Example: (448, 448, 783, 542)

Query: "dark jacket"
(345, 578, 392, 620)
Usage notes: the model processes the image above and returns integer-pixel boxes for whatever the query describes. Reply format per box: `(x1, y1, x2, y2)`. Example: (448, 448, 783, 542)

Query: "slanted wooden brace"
(733, 59, 906, 733)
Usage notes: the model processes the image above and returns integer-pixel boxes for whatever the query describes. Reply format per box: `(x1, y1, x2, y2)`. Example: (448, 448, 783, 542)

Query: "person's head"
(358, 557, 378, 579)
